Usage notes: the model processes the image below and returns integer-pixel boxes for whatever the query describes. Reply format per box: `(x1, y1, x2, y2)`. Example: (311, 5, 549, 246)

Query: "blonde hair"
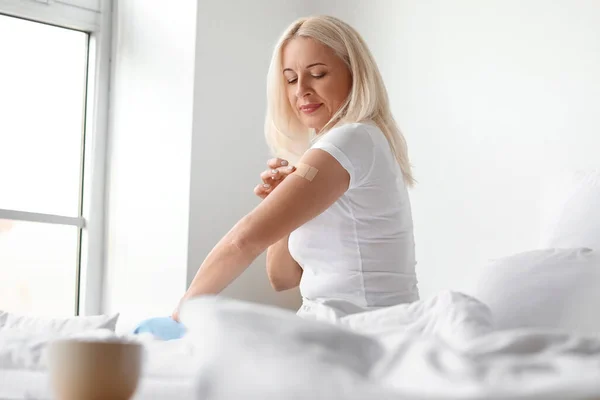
(264, 15, 414, 187)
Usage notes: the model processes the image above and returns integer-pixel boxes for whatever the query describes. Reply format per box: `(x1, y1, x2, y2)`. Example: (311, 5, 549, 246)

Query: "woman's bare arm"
(179, 148, 349, 305)
(266, 234, 302, 291)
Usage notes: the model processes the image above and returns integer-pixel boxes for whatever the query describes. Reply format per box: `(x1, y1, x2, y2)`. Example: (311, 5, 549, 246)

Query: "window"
(0, 14, 88, 316)
(0, 0, 109, 317)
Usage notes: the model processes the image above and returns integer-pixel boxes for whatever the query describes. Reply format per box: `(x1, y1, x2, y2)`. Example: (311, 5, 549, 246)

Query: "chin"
(300, 117, 327, 132)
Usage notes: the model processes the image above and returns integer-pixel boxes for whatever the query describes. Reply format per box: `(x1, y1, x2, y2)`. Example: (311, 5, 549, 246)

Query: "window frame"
(0, 0, 111, 316)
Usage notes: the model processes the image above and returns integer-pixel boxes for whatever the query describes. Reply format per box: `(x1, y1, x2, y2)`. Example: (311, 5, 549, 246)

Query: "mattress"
(0, 369, 197, 400)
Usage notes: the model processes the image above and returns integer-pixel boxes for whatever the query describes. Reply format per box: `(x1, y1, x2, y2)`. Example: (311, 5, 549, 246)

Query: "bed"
(1, 170, 600, 400)
(2, 290, 600, 400)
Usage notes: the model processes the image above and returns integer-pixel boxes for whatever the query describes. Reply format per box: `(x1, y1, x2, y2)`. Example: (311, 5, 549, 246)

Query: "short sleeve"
(310, 123, 375, 189)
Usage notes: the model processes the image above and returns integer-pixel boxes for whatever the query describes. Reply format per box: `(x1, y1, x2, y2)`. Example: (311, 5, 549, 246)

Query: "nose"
(295, 76, 312, 99)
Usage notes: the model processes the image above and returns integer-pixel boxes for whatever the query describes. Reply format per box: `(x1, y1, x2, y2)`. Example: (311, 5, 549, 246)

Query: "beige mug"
(47, 339, 143, 400)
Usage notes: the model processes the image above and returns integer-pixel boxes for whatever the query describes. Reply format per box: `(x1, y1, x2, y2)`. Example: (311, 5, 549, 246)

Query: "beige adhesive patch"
(293, 163, 319, 181)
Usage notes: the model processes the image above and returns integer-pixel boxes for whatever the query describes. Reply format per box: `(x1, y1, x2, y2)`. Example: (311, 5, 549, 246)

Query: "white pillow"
(467, 248, 600, 334)
(0, 328, 119, 371)
(539, 170, 600, 250)
(0, 311, 119, 335)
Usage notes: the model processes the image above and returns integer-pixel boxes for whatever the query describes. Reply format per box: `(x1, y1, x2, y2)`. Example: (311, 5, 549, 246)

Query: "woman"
(173, 15, 418, 321)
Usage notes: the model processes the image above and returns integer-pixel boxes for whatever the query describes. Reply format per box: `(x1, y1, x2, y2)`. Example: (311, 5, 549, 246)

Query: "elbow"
(269, 278, 297, 292)
(266, 263, 300, 292)
(270, 280, 285, 292)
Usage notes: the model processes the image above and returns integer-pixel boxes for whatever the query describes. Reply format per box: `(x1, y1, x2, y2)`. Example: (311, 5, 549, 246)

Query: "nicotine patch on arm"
(293, 163, 319, 181)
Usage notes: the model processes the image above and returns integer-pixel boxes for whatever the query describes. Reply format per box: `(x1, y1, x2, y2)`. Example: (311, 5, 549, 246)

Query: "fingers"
(171, 306, 180, 322)
(261, 168, 279, 184)
(254, 183, 271, 199)
(260, 165, 295, 184)
(256, 159, 296, 200)
(267, 158, 290, 169)
(278, 165, 296, 178)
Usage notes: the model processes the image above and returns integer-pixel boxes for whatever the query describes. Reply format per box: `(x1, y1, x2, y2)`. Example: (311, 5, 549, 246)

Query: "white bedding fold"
(2, 291, 600, 400)
(180, 292, 600, 400)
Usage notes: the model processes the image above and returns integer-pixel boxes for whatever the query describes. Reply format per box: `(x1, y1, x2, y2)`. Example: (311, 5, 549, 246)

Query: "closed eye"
(287, 74, 326, 84)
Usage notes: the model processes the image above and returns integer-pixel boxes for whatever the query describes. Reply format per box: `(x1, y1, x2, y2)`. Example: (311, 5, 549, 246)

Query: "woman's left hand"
(171, 307, 180, 322)
(171, 296, 187, 322)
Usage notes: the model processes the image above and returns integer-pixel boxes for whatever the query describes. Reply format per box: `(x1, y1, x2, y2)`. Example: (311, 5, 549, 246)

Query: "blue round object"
(133, 317, 186, 340)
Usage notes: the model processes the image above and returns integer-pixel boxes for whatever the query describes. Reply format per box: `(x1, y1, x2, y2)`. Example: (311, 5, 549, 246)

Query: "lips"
(299, 103, 322, 114)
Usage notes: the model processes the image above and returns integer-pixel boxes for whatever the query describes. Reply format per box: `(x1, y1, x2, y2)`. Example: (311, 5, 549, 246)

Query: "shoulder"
(309, 122, 381, 188)
(311, 122, 379, 149)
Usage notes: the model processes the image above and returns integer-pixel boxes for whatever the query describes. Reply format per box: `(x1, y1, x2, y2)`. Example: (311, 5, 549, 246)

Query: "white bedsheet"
(0, 329, 200, 399)
(2, 291, 600, 400)
(0, 369, 196, 400)
(180, 291, 600, 400)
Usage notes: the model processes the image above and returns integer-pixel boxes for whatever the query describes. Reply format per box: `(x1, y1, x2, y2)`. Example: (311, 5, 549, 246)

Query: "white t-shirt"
(289, 121, 419, 314)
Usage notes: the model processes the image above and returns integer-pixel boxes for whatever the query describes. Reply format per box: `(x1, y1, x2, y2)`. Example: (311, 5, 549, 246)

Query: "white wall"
(104, 1, 314, 321)
(187, 0, 313, 310)
(105, 0, 600, 318)
(103, 0, 197, 324)
(322, 0, 600, 298)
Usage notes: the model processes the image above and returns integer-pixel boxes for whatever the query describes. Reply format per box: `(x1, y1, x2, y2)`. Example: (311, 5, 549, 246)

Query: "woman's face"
(282, 37, 352, 132)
